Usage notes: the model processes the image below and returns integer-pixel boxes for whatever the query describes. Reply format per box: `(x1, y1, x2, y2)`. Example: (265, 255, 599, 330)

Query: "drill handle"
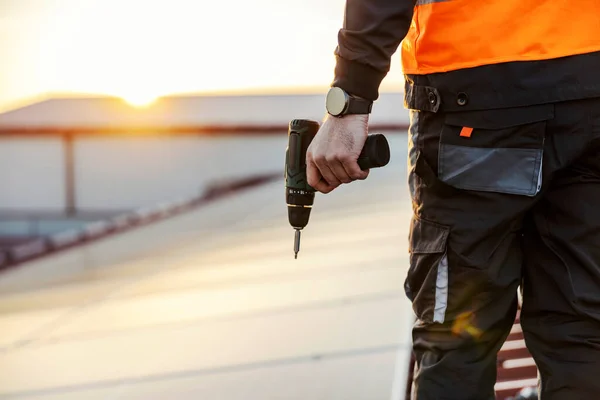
(357, 134, 391, 170)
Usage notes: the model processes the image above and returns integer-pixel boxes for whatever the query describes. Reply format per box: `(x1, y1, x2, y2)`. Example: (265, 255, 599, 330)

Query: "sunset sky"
(0, 0, 405, 111)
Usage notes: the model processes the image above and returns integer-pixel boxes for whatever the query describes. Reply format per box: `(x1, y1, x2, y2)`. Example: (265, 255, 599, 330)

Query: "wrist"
(324, 113, 369, 127)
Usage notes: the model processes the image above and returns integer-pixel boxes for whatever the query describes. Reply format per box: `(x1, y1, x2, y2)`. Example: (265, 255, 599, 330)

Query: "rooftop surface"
(0, 134, 414, 399)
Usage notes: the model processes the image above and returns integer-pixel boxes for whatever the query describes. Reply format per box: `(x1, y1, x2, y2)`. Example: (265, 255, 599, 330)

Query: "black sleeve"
(332, 0, 418, 101)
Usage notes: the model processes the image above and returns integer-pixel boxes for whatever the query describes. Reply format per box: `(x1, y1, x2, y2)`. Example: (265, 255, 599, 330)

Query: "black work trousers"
(405, 98, 600, 400)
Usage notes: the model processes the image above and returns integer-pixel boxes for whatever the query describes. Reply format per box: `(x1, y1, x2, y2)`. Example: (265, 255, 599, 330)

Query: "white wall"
(75, 135, 289, 210)
(0, 134, 324, 211)
(0, 138, 65, 210)
(0, 132, 408, 212)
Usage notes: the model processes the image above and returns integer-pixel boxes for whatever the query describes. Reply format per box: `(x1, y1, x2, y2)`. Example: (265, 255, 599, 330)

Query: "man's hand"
(306, 114, 370, 194)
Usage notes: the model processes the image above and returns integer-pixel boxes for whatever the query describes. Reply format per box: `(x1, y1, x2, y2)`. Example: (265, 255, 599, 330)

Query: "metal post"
(64, 132, 76, 216)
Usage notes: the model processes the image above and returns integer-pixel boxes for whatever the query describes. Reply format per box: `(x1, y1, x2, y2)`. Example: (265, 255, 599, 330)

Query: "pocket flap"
(444, 104, 554, 129)
(409, 217, 449, 254)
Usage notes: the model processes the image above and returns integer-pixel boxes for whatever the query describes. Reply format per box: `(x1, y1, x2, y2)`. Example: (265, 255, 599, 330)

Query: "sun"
(121, 93, 158, 108)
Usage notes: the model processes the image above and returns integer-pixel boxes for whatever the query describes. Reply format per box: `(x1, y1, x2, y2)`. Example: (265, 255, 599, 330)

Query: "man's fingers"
(341, 155, 370, 181)
(306, 156, 322, 188)
(327, 155, 352, 184)
(307, 156, 337, 194)
(311, 151, 367, 189)
(314, 154, 342, 188)
(312, 180, 336, 194)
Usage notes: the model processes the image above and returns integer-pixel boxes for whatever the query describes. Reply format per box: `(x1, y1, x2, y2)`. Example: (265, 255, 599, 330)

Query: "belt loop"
(405, 82, 441, 113)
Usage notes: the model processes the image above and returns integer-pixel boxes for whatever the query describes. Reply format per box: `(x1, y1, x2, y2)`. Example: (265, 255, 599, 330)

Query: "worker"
(306, 1, 600, 399)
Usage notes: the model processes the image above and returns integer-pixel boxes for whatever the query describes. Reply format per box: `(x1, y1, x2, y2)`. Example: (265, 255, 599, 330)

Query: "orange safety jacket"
(401, 0, 600, 75)
(332, 0, 600, 112)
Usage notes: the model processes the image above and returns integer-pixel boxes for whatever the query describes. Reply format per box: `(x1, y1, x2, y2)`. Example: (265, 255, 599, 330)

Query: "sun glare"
(2, 0, 409, 111)
(122, 93, 158, 108)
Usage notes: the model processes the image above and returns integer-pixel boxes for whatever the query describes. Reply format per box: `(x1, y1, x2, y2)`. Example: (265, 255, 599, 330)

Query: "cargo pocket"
(438, 104, 554, 196)
(405, 216, 450, 324)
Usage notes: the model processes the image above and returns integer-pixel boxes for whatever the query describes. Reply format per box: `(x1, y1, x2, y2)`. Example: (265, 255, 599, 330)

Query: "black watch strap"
(346, 96, 373, 115)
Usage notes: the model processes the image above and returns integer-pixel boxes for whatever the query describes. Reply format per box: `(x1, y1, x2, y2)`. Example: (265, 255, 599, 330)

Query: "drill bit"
(294, 229, 301, 259)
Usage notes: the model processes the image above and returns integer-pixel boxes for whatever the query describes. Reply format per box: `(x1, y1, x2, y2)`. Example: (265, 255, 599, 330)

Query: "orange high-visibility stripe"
(401, 0, 600, 75)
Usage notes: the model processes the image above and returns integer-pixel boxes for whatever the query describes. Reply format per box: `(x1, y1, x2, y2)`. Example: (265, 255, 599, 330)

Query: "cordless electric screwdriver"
(285, 119, 391, 259)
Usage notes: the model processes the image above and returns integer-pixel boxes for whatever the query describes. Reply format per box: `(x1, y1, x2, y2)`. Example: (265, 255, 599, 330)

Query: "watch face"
(326, 87, 348, 116)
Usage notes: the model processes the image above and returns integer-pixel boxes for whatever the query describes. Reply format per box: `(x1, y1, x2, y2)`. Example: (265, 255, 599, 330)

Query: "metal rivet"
(457, 92, 468, 106)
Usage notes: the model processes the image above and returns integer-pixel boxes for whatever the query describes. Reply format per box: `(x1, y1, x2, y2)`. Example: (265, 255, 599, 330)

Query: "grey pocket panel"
(439, 144, 543, 196)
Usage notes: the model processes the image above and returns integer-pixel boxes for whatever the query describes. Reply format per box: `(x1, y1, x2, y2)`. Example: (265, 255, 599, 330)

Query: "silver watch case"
(326, 87, 350, 117)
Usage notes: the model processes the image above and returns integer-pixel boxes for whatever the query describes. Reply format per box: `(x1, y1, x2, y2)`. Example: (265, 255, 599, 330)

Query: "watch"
(325, 87, 373, 117)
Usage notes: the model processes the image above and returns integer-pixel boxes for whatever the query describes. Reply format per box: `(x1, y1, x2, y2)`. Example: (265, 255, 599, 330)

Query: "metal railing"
(0, 173, 280, 270)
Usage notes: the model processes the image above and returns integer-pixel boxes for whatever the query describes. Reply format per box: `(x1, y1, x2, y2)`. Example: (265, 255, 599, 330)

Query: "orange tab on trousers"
(460, 127, 474, 137)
